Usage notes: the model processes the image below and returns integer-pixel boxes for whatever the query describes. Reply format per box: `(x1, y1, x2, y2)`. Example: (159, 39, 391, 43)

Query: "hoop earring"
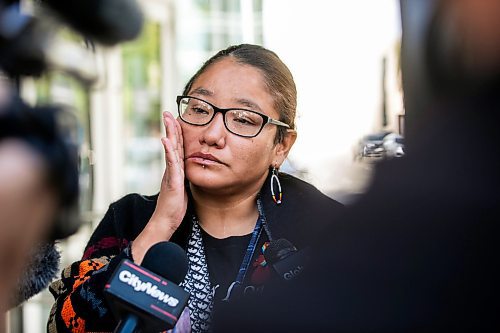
(270, 167, 282, 205)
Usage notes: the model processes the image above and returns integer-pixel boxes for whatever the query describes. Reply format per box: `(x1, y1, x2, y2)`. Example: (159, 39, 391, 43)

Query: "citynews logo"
(119, 270, 180, 307)
(283, 265, 304, 280)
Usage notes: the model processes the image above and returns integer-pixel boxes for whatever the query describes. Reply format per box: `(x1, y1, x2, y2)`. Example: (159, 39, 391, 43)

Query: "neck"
(190, 185, 260, 239)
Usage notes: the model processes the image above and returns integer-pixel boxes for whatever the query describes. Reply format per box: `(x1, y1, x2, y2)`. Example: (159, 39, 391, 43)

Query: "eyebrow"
(235, 98, 262, 112)
(190, 87, 213, 97)
(189, 88, 262, 112)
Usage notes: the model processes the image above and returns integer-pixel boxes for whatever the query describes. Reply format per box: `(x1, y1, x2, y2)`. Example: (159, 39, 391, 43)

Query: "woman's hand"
(132, 111, 188, 264)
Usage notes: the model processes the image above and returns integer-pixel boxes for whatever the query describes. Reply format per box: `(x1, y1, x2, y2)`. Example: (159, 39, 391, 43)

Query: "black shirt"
(200, 227, 252, 305)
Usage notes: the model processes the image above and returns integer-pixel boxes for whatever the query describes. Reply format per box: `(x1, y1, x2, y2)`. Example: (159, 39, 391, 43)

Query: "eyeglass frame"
(176, 95, 291, 138)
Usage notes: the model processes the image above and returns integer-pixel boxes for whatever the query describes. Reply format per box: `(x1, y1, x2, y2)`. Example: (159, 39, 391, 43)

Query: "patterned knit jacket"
(47, 172, 344, 332)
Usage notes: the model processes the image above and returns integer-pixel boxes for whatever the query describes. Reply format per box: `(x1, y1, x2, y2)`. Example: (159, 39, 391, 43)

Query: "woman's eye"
(231, 111, 259, 126)
(234, 116, 258, 126)
(191, 107, 209, 115)
(234, 117, 252, 124)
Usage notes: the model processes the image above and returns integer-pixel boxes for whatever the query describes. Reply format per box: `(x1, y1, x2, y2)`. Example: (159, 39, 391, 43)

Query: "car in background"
(354, 131, 391, 161)
(382, 133, 405, 158)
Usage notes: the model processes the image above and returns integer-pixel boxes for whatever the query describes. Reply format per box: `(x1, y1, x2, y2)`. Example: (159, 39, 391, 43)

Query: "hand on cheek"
(132, 112, 188, 264)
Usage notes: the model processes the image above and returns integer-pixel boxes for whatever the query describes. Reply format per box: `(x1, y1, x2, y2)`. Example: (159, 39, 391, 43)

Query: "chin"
(186, 164, 224, 189)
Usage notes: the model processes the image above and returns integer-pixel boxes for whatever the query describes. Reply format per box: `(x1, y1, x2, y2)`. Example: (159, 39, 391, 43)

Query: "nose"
(200, 112, 226, 147)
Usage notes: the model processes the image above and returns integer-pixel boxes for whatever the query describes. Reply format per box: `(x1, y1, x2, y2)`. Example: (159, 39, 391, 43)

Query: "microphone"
(104, 242, 189, 333)
(41, 0, 144, 46)
(264, 238, 310, 281)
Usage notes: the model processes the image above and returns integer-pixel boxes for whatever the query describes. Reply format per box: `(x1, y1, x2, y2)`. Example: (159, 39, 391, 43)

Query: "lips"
(186, 152, 225, 165)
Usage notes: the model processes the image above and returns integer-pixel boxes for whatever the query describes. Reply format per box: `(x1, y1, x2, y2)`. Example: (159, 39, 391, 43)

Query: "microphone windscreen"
(9, 242, 60, 307)
(141, 242, 188, 284)
(264, 238, 297, 265)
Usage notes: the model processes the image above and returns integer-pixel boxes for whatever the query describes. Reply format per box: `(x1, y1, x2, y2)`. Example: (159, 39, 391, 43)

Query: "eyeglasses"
(176, 95, 290, 138)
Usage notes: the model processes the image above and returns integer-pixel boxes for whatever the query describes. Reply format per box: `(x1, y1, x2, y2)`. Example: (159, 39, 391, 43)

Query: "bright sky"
(262, 0, 402, 196)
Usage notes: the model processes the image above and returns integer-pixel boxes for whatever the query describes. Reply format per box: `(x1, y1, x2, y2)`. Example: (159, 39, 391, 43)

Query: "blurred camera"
(0, 0, 144, 240)
(0, 95, 81, 240)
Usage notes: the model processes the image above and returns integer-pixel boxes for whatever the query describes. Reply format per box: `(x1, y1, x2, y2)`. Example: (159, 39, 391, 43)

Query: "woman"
(48, 44, 344, 333)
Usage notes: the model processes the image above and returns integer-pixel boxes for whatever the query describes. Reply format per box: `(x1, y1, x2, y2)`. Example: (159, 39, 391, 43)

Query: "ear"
(273, 130, 297, 167)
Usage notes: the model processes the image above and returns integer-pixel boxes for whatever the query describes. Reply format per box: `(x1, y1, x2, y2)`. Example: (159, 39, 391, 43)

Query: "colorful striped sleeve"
(47, 204, 134, 333)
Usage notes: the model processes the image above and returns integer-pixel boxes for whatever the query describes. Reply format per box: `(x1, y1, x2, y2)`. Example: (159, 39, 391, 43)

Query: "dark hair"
(182, 44, 296, 144)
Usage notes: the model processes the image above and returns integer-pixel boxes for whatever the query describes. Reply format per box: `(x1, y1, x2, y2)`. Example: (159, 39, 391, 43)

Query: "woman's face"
(180, 57, 291, 196)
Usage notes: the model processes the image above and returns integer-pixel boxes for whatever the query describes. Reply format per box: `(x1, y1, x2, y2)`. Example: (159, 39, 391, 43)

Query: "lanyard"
(221, 197, 271, 301)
